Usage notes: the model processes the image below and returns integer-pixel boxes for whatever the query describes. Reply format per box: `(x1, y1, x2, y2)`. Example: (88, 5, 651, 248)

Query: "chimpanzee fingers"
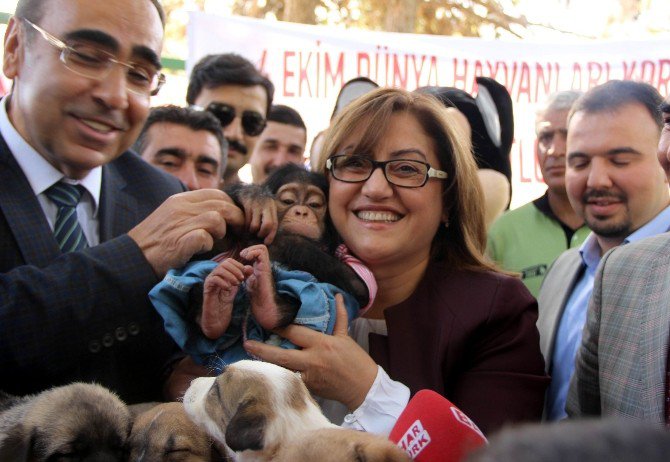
(239, 244, 270, 265)
(257, 204, 278, 245)
(247, 208, 262, 234)
(213, 257, 245, 274)
(206, 271, 240, 287)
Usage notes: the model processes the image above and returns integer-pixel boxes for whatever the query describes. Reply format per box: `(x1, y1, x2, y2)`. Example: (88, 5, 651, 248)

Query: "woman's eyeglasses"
(193, 102, 267, 137)
(326, 154, 447, 188)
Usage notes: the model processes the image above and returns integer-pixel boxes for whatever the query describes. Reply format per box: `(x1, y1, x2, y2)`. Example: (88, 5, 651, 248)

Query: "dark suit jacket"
(369, 262, 549, 435)
(0, 134, 186, 404)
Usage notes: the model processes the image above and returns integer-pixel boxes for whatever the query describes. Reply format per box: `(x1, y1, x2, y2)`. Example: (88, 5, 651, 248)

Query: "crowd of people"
(2, 0, 670, 458)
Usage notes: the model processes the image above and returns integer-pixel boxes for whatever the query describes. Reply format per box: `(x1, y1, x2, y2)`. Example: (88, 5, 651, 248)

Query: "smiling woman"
(244, 87, 550, 436)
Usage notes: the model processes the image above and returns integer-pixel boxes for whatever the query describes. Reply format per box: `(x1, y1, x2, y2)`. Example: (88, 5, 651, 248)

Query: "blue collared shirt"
(547, 204, 670, 420)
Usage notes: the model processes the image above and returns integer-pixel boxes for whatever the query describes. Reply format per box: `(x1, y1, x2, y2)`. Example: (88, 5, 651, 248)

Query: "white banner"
(188, 12, 670, 208)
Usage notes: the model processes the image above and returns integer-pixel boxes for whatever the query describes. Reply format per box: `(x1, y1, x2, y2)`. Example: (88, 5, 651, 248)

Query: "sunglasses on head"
(195, 102, 267, 137)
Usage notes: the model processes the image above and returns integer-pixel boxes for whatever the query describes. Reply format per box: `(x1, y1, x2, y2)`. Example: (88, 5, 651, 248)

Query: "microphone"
(389, 390, 487, 461)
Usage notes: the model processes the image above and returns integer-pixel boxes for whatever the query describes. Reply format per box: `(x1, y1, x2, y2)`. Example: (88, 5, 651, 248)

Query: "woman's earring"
(443, 219, 449, 228)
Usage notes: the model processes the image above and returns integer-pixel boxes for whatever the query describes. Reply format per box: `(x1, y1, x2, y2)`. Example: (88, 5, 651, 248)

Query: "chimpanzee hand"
(240, 244, 282, 330)
(238, 191, 278, 245)
(201, 258, 253, 339)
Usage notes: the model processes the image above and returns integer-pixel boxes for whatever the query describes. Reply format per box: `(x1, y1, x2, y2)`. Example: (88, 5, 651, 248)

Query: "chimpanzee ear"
(0, 424, 31, 461)
(224, 397, 266, 452)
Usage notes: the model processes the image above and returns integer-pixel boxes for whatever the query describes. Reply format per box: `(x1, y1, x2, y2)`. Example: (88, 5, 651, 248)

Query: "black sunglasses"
(195, 102, 266, 137)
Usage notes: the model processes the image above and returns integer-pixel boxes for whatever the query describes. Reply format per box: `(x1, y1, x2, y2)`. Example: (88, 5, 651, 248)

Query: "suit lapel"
(0, 135, 61, 266)
(639, 253, 670, 421)
(99, 160, 137, 241)
(538, 250, 585, 368)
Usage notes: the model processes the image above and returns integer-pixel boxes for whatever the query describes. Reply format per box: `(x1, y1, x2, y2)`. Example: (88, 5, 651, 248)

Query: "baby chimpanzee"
(200, 164, 371, 338)
(149, 164, 375, 369)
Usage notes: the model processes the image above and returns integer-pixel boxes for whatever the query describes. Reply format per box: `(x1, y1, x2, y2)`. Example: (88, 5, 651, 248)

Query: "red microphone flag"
(389, 389, 487, 461)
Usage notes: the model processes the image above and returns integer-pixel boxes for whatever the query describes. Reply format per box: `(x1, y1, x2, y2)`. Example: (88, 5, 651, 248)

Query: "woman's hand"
(244, 294, 378, 411)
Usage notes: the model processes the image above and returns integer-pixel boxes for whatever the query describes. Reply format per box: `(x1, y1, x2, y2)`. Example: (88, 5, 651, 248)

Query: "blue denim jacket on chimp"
(149, 260, 360, 372)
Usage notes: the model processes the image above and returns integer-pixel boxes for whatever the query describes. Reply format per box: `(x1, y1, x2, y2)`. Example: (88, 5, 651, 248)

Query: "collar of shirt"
(0, 96, 102, 215)
(578, 204, 670, 273)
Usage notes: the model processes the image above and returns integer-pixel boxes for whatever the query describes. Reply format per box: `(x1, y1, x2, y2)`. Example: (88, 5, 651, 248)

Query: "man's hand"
(128, 189, 244, 277)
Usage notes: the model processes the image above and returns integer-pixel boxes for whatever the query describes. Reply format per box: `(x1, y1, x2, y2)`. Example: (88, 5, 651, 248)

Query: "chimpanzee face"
(276, 182, 327, 240)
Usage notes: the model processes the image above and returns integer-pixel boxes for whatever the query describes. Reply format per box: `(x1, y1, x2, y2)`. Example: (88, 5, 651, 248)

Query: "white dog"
(183, 360, 410, 461)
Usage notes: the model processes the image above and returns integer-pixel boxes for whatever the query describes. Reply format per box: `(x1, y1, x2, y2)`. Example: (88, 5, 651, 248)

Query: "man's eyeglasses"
(326, 154, 448, 188)
(193, 102, 267, 137)
(22, 18, 165, 97)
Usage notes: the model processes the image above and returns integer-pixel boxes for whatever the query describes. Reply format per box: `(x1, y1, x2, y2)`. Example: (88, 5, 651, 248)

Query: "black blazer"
(0, 134, 186, 404)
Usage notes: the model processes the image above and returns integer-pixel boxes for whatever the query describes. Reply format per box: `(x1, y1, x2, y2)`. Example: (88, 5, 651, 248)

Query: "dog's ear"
(224, 397, 266, 452)
(0, 424, 32, 461)
(211, 443, 229, 462)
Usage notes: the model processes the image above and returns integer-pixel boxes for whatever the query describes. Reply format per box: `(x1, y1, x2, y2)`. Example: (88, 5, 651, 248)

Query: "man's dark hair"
(186, 53, 274, 115)
(267, 104, 306, 131)
(467, 419, 670, 462)
(134, 105, 227, 169)
(15, 0, 166, 26)
(568, 80, 664, 130)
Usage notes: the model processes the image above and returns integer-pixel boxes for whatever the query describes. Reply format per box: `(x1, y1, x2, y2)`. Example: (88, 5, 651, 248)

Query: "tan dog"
(276, 427, 411, 461)
(0, 382, 131, 461)
(183, 360, 410, 462)
(129, 401, 228, 461)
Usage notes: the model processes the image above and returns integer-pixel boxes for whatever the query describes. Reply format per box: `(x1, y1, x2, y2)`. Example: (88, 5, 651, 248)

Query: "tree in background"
(158, 0, 666, 57)
(231, 0, 529, 37)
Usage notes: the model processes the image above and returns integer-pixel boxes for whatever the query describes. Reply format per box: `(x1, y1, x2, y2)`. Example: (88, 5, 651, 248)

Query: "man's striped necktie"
(45, 181, 89, 252)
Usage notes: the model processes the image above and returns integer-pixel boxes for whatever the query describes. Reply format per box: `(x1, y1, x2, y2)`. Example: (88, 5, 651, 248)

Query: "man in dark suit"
(0, 0, 243, 404)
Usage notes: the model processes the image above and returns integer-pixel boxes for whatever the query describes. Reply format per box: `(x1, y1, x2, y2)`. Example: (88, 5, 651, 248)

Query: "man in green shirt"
(487, 91, 589, 297)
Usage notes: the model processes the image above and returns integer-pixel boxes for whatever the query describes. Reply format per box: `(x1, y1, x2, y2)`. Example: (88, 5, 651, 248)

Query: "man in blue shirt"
(567, 95, 670, 422)
(536, 80, 670, 420)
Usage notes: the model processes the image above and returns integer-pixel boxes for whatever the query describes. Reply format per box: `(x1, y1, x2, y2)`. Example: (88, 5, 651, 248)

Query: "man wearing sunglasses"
(0, 0, 244, 405)
(187, 53, 274, 186)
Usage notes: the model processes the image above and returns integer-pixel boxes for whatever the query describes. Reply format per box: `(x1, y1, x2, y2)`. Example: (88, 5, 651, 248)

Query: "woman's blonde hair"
(318, 87, 497, 272)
